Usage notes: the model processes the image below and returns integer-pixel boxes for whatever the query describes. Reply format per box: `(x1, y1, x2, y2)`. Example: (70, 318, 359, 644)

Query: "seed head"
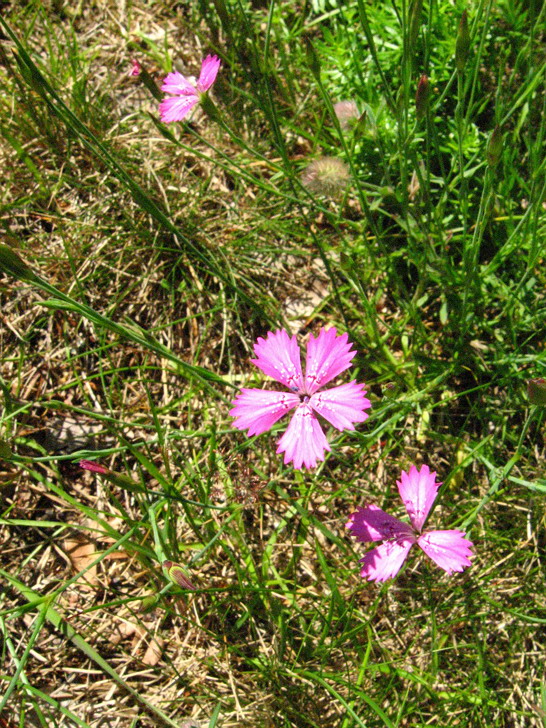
(301, 157, 350, 199)
(333, 100, 360, 131)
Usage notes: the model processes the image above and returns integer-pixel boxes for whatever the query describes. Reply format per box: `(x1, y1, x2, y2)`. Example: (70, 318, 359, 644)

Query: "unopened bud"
(487, 125, 503, 167)
(79, 459, 109, 474)
(415, 74, 429, 119)
(163, 561, 197, 590)
(0, 244, 36, 281)
(383, 382, 399, 399)
(141, 594, 159, 612)
(303, 35, 321, 77)
(455, 10, 470, 73)
(409, 0, 424, 50)
(78, 460, 145, 492)
(528, 378, 546, 405)
(353, 108, 374, 141)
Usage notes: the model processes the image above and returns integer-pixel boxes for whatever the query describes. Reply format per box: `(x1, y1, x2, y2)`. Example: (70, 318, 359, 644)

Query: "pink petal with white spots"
(359, 538, 415, 582)
(160, 71, 197, 96)
(197, 54, 221, 92)
(305, 328, 358, 394)
(276, 404, 330, 470)
(397, 464, 440, 532)
(309, 381, 371, 431)
(251, 330, 304, 391)
(417, 530, 473, 574)
(159, 94, 199, 123)
(346, 505, 414, 543)
(229, 389, 299, 436)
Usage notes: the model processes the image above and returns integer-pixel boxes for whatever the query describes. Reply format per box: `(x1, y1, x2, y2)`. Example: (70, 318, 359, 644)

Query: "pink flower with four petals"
(346, 464, 473, 582)
(230, 328, 371, 470)
(159, 54, 221, 123)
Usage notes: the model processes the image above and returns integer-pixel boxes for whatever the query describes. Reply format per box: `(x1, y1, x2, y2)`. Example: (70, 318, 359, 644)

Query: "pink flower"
(230, 328, 371, 470)
(129, 59, 141, 77)
(346, 465, 473, 582)
(159, 54, 221, 123)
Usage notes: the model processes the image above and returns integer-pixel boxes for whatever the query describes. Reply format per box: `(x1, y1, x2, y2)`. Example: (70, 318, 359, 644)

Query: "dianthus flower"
(129, 59, 141, 77)
(230, 328, 371, 470)
(159, 54, 221, 123)
(346, 465, 473, 582)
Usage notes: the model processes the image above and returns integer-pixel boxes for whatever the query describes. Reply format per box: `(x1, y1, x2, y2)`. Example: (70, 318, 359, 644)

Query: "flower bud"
(163, 561, 197, 590)
(455, 10, 470, 73)
(79, 459, 109, 474)
(486, 125, 503, 167)
(409, 0, 424, 51)
(141, 594, 159, 612)
(415, 74, 429, 119)
(528, 378, 546, 405)
(303, 35, 321, 77)
(383, 382, 399, 399)
(78, 460, 145, 492)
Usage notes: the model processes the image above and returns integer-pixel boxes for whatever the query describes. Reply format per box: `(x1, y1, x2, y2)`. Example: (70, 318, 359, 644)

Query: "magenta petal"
(397, 464, 440, 532)
(276, 404, 330, 469)
(197, 54, 221, 92)
(305, 328, 358, 394)
(346, 505, 414, 543)
(359, 539, 414, 582)
(160, 71, 197, 96)
(251, 330, 304, 391)
(159, 95, 199, 122)
(309, 381, 371, 431)
(129, 59, 141, 77)
(417, 530, 473, 574)
(229, 389, 299, 436)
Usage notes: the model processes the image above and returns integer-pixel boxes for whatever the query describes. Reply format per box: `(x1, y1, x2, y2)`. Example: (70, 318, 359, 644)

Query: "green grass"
(1, 0, 546, 726)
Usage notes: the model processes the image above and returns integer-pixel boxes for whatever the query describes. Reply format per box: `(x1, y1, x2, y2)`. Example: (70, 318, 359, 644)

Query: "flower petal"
(397, 464, 440, 532)
(159, 95, 199, 123)
(358, 539, 414, 582)
(276, 404, 330, 469)
(346, 505, 414, 542)
(160, 71, 197, 96)
(309, 381, 371, 431)
(129, 59, 141, 77)
(229, 389, 299, 436)
(251, 330, 304, 391)
(197, 54, 221, 92)
(417, 530, 473, 574)
(305, 328, 358, 394)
